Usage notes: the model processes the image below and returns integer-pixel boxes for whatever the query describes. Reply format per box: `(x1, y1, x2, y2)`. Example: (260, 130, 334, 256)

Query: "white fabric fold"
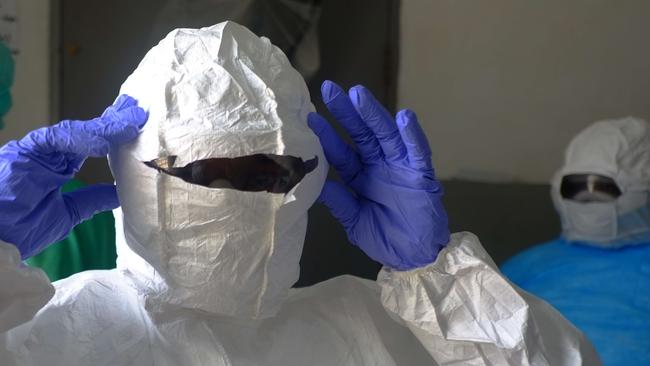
(378, 232, 600, 366)
(0, 241, 53, 333)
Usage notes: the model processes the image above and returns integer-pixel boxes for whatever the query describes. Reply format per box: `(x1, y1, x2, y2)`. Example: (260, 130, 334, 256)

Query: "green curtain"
(26, 180, 117, 281)
(0, 42, 14, 129)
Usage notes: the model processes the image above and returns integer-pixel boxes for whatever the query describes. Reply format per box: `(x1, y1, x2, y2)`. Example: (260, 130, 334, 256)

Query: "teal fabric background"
(0, 42, 14, 129)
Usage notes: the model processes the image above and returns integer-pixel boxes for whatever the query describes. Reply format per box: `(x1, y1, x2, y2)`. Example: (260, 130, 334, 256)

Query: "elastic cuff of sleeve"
(376, 232, 528, 349)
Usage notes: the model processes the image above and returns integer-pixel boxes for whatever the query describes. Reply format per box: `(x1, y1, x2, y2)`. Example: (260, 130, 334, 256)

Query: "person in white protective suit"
(501, 117, 650, 366)
(0, 22, 600, 365)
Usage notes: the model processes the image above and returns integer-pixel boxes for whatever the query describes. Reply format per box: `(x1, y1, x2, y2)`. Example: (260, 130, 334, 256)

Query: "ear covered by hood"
(552, 117, 650, 247)
(109, 21, 327, 318)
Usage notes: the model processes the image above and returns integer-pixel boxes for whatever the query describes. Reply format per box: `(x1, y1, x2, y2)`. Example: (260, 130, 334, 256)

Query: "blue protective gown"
(501, 238, 650, 366)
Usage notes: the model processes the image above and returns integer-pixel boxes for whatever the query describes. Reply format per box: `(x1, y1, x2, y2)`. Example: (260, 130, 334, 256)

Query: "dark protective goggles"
(144, 154, 318, 194)
(560, 174, 622, 202)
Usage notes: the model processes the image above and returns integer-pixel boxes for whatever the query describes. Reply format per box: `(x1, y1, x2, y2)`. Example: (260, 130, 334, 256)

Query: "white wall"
(399, 0, 650, 183)
(0, 0, 51, 145)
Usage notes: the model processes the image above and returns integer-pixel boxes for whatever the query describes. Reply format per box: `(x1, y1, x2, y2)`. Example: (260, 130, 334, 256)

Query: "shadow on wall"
(444, 179, 560, 264)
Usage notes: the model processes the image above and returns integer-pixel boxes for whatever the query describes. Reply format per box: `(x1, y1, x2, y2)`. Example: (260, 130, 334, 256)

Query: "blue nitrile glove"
(308, 81, 450, 271)
(0, 95, 147, 259)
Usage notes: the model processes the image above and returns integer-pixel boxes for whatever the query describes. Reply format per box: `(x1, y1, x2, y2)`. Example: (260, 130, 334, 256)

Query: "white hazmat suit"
(0, 22, 600, 365)
(552, 117, 650, 247)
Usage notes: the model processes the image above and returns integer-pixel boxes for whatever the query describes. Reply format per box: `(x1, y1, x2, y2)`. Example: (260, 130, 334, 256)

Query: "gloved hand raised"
(0, 95, 147, 259)
(308, 81, 449, 271)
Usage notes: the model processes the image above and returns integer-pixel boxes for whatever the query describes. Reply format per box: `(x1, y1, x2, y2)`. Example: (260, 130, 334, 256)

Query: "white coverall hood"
(552, 117, 650, 247)
(108, 21, 327, 318)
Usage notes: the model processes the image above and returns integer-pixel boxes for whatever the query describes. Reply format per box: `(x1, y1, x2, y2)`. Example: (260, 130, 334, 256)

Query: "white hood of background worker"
(552, 117, 650, 247)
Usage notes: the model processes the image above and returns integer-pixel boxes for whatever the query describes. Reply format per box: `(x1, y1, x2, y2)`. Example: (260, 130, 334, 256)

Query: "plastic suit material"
(502, 238, 650, 366)
(0, 22, 600, 365)
(307, 81, 449, 271)
(552, 117, 650, 247)
(0, 95, 147, 259)
(150, 0, 322, 79)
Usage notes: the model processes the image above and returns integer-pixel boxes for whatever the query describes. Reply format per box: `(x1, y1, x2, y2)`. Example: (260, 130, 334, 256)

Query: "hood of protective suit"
(108, 21, 327, 319)
(552, 117, 650, 247)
